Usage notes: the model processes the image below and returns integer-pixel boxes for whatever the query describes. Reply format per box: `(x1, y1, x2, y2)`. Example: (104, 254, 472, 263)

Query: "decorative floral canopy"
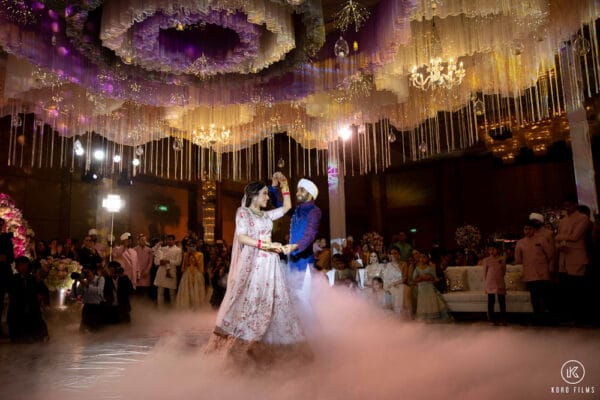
(0, 0, 599, 180)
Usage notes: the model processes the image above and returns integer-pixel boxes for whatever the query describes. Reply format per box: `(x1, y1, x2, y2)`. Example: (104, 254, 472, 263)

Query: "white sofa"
(442, 265, 533, 313)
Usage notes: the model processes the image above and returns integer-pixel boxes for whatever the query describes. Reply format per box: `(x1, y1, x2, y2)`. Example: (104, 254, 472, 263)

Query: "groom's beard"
(296, 193, 309, 203)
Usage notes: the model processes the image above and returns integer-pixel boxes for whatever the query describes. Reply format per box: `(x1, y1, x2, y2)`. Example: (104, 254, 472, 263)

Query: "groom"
(278, 177, 321, 319)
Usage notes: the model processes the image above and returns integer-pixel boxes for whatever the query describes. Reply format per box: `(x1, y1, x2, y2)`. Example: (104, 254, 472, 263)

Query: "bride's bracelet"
(257, 239, 262, 249)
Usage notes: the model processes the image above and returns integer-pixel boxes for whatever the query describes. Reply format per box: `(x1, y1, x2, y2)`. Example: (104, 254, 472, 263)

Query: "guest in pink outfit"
(555, 197, 590, 323)
(515, 220, 553, 325)
(134, 234, 154, 296)
(483, 244, 507, 325)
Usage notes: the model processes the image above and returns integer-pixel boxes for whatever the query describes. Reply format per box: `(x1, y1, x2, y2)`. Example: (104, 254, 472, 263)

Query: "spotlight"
(132, 158, 140, 166)
(93, 149, 105, 160)
(81, 170, 102, 183)
(338, 125, 351, 141)
(113, 154, 122, 163)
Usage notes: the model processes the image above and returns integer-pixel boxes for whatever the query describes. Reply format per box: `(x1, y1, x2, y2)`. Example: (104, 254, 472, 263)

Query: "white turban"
(529, 213, 544, 223)
(298, 178, 318, 200)
(120, 232, 131, 241)
(88, 228, 98, 235)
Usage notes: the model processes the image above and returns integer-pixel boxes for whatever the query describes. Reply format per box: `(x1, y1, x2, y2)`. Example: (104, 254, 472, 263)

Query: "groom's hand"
(282, 244, 298, 255)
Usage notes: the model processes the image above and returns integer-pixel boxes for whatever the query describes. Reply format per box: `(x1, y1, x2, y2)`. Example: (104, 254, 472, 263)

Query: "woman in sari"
(382, 246, 412, 319)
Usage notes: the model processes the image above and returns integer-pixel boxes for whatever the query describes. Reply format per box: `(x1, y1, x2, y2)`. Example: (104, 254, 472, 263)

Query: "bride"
(206, 175, 310, 364)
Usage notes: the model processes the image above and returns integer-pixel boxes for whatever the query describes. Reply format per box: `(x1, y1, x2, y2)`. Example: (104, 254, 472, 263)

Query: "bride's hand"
(263, 242, 283, 253)
(276, 172, 288, 186)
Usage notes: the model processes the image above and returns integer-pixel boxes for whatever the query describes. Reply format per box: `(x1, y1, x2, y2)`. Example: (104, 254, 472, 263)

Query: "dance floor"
(1, 294, 599, 400)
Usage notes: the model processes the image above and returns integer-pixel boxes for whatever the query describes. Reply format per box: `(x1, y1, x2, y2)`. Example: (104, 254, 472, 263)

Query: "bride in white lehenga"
(206, 177, 311, 365)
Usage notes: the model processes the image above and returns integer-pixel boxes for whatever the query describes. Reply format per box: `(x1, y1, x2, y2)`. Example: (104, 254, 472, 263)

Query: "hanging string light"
(334, 0, 370, 33)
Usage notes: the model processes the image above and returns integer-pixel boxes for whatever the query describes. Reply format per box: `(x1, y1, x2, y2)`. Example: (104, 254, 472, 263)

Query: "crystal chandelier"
(410, 58, 466, 90)
(192, 124, 231, 148)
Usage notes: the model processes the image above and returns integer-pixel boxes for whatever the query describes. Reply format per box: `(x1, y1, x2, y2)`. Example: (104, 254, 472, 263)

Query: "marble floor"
(1, 296, 599, 400)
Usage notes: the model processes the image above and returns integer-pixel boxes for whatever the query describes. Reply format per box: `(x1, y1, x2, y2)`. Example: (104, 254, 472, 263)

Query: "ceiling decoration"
(0, 0, 599, 181)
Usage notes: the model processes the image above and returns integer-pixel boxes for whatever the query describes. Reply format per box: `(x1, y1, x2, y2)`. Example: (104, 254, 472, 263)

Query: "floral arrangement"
(42, 258, 82, 292)
(361, 231, 384, 255)
(455, 224, 481, 251)
(0, 193, 33, 257)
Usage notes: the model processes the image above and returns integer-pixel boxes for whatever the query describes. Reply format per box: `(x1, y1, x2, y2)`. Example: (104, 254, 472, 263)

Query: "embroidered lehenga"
(206, 206, 311, 365)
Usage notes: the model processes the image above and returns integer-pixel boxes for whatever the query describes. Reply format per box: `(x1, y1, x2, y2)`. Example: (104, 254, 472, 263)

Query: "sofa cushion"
(445, 268, 469, 291)
(466, 267, 484, 291)
(505, 271, 527, 291)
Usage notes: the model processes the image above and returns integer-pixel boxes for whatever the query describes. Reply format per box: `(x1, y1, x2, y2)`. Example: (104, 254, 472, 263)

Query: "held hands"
(282, 243, 298, 255)
(261, 242, 283, 253)
(271, 172, 288, 188)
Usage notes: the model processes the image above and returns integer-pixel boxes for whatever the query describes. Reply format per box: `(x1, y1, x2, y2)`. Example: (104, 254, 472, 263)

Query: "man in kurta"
(515, 220, 553, 325)
(555, 197, 590, 323)
(153, 234, 182, 308)
(134, 234, 154, 297)
(284, 178, 321, 317)
(112, 233, 140, 290)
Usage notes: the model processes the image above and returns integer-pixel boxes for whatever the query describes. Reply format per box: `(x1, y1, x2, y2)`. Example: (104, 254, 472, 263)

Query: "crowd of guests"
(0, 224, 232, 341)
(314, 196, 600, 326)
(1, 195, 598, 342)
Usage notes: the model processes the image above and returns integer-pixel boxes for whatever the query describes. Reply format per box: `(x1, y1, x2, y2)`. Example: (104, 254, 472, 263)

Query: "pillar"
(560, 44, 599, 214)
(328, 141, 346, 254)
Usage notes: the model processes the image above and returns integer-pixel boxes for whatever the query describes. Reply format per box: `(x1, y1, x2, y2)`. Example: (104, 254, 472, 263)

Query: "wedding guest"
(529, 212, 556, 273)
(78, 235, 103, 272)
(209, 257, 228, 309)
(555, 197, 590, 323)
(61, 238, 78, 260)
(115, 264, 133, 323)
(79, 267, 105, 332)
(382, 246, 411, 319)
(435, 251, 453, 292)
(48, 238, 61, 258)
(315, 238, 332, 271)
(341, 235, 361, 265)
(112, 232, 140, 290)
(0, 218, 15, 336)
(148, 237, 162, 301)
(483, 244, 507, 325)
(364, 276, 393, 311)
(88, 228, 106, 259)
(332, 254, 354, 284)
(102, 264, 118, 324)
(176, 239, 206, 310)
(364, 251, 385, 289)
(392, 232, 413, 262)
(412, 252, 450, 322)
(7, 256, 49, 342)
(515, 220, 553, 325)
(154, 234, 182, 308)
(134, 234, 154, 297)
(35, 240, 49, 260)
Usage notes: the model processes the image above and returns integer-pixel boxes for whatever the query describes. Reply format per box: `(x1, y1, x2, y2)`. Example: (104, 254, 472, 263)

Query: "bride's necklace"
(249, 207, 263, 217)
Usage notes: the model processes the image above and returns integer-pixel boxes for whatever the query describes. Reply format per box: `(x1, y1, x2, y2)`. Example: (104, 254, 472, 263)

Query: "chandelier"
(192, 124, 231, 148)
(410, 58, 466, 90)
